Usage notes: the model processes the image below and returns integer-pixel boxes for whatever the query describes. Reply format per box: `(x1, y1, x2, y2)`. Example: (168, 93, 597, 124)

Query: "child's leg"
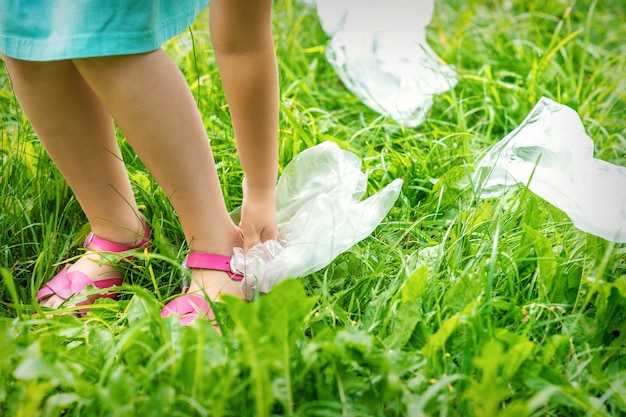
(3, 57, 143, 241)
(71, 50, 244, 300)
(3, 56, 146, 308)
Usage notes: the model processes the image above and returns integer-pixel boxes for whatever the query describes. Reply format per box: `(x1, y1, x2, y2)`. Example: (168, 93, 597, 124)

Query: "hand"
(239, 178, 279, 252)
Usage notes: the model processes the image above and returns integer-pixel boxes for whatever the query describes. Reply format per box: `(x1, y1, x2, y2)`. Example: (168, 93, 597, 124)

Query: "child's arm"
(209, 0, 279, 251)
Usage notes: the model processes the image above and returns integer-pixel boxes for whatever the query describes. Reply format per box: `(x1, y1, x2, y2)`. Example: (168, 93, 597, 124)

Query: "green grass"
(1, 0, 626, 415)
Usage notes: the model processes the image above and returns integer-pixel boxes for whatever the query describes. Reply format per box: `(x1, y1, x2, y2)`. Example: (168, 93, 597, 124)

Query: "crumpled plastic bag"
(473, 96, 626, 243)
(311, 0, 457, 127)
(232, 141, 403, 299)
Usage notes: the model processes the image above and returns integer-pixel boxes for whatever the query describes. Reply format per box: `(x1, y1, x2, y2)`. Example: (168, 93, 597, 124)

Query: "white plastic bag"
(474, 97, 626, 243)
(233, 141, 403, 299)
(314, 0, 457, 127)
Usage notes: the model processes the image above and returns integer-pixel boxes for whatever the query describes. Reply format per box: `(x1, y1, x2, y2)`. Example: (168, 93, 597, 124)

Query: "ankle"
(187, 228, 242, 257)
(89, 218, 150, 248)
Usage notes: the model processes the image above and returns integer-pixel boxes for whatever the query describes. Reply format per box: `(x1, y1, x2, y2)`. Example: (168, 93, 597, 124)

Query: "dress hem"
(0, 7, 203, 61)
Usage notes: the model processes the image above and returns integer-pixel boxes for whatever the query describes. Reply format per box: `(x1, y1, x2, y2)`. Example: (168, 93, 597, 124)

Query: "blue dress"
(0, 0, 209, 61)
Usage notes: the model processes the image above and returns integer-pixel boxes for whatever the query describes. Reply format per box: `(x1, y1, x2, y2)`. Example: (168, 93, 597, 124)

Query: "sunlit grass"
(1, 0, 625, 415)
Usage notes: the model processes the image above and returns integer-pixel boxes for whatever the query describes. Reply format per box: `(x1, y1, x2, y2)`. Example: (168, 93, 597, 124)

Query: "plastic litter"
(473, 97, 626, 243)
(310, 0, 457, 127)
(232, 141, 403, 299)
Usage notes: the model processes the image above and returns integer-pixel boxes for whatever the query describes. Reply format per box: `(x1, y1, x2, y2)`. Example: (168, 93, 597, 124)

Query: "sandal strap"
(83, 222, 151, 254)
(36, 266, 123, 302)
(161, 294, 215, 326)
(184, 252, 243, 281)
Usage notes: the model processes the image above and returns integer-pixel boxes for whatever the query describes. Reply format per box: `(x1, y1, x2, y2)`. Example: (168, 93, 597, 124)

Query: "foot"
(161, 232, 246, 326)
(38, 252, 123, 309)
(160, 265, 245, 327)
(37, 223, 151, 310)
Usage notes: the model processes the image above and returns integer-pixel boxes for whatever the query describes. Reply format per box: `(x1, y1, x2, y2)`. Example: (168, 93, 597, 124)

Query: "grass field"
(1, 0, 625, 415)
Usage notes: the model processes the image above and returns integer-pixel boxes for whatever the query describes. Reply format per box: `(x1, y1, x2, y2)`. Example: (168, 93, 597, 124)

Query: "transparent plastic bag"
(232, 141, 403, 299)
(313, 0, 457, 127)
(474, 97, 626, 243)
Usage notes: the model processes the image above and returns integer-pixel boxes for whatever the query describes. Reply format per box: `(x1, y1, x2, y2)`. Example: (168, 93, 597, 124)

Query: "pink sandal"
(160, 252, 243, 326)
(36, 224, 151, 309)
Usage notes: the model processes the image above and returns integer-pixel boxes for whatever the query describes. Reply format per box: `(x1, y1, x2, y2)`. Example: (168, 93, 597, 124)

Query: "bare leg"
(3, 56, 146, 308)
(72, 50, 244, 300)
